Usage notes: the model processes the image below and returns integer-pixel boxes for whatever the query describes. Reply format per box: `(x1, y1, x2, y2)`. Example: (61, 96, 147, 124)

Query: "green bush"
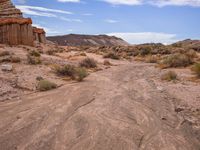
(191, 63, 200, 78)
(76, 67, 88, 82)
(161, 53, 192, 68)
(37, 80, 57, 91)
(103, 52, 120, 60)
(161, 71, 177, 81)
(79, 57, 97, 68)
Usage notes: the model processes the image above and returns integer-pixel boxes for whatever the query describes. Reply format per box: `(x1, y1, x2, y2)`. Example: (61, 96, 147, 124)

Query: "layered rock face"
(0, 0, 22, 18)
(0, 0, 46, 46)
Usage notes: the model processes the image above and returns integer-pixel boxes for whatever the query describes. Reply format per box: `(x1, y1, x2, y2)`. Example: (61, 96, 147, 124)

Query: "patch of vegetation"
(37, 80, 57, 91)
(76, 67, 88, 82)
(191, 63, 200, 78)
(145, 55, 159, 63)
(0, 51, 10, 57)
(103, 52, 120, 60)
(27, 54, 41, 65)
(55, 64, 76, 79)
(161, 71, 177, 81)
(139, 47, 151, 56)
(185, 49, 198, 59)
(27, 50, 41, 65)
(160, 53, 193, 68)
(11, 56, 21, 63)
(54, 64, 88, 81)
(29, 50, 41, 57)
(79, 57, 97, 68)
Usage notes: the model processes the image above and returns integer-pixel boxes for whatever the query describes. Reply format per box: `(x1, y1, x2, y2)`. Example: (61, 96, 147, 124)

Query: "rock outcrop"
(0, 0, 22, 18)
(33, 27, 46, 44)
(0, 0, 46, 46)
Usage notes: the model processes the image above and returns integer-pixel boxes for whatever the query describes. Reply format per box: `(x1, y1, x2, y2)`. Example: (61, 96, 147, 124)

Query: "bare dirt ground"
(0, 59, 199, 150)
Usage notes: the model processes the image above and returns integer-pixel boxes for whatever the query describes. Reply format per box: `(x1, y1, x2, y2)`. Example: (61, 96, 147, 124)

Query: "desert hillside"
(47, 34, 129, 46)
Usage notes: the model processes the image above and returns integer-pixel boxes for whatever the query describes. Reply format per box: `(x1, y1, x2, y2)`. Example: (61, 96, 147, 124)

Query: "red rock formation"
(0, 0, 22, 18)
(33, 27, 46, 44)
(0, 0, 47, 46)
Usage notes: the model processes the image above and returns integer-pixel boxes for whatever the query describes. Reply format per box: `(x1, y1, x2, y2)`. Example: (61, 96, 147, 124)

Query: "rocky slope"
(47, 34, 129, 46)
(171, 39, 200, 51)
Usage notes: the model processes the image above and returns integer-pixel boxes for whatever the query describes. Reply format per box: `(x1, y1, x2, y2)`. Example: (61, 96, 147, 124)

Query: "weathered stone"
(0, 0, 22, 18)
(1, 64, 13, 71)
(0, 18, 34, 46)
(0, 0, 47, 46)
(33, 27, 46, 44)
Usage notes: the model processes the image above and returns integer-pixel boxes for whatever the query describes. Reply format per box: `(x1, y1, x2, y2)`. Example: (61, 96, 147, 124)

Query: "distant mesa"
(0, 0, 46, 46)
(47, 34, 129, 46)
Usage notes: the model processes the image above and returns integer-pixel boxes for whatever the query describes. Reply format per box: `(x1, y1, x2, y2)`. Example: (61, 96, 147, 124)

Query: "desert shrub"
(139, 48, 151, 56)
(37, 80, 57, 91)
(75, 67, 88, 82)
(29, 50, 41, 57)
(11, 56, 21, 63)
(191, 63, 200, 78)
(54, 64, 88, 81)
(79, 57, 97, 68)
(46, 50, 54, 55)
(160, 53, 192, 68)
(54, 64, 76, 79)
(185, 49, 198, 59)
(27, 54, 41, 64)
(145, 55, 159, 63)
(103, 60, 111, 66)
(161, 71, 177, 81)
(103, 52, 120, 60)
(27, 50, 41, 65)
(0, 51, 10, 57)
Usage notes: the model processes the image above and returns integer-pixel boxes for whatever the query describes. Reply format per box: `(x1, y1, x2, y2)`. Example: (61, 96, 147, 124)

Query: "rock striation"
(0, 0, 46, 46)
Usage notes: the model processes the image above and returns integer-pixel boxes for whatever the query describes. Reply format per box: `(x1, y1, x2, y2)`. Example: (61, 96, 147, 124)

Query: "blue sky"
(13, 0, 200, 44)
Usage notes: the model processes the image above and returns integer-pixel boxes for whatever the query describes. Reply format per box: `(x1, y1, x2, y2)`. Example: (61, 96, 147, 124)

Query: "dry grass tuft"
(161, 71, 177, 81)
(79, 57, 97, 68)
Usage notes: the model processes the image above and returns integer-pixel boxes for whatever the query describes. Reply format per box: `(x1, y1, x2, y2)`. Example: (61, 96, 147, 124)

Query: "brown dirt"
(0, 60, 199, 150)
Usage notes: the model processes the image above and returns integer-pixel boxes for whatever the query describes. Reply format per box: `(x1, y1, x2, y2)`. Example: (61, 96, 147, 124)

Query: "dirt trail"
(0, 62, 199, 150)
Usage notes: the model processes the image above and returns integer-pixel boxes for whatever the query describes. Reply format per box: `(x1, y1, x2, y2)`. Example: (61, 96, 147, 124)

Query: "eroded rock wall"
(0, 18, 34, 46)
(0, 0, 47, 46)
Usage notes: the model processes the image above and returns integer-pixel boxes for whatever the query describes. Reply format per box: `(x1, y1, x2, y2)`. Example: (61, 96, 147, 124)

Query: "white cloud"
(59, 17, 83, 22)
(149, 0, 200, 7)
(57, 0, 80, 2)
(101, 0, 142, 5)
(16, 5, 73, 17)
(100, 0, 200, 7)
(32, 24, 60, 35)
(105, 19, 119, 23)
(107, 32, 179, 44)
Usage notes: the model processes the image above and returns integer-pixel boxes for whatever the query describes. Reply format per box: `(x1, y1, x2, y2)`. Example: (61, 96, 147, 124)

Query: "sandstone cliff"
(0, 0, 46, 46)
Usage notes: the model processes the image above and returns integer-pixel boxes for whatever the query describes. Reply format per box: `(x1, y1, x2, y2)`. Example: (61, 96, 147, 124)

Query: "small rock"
(175, 107, 184, 113)
(1, 64, 13, 71)
(157, 86, 163, 92)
